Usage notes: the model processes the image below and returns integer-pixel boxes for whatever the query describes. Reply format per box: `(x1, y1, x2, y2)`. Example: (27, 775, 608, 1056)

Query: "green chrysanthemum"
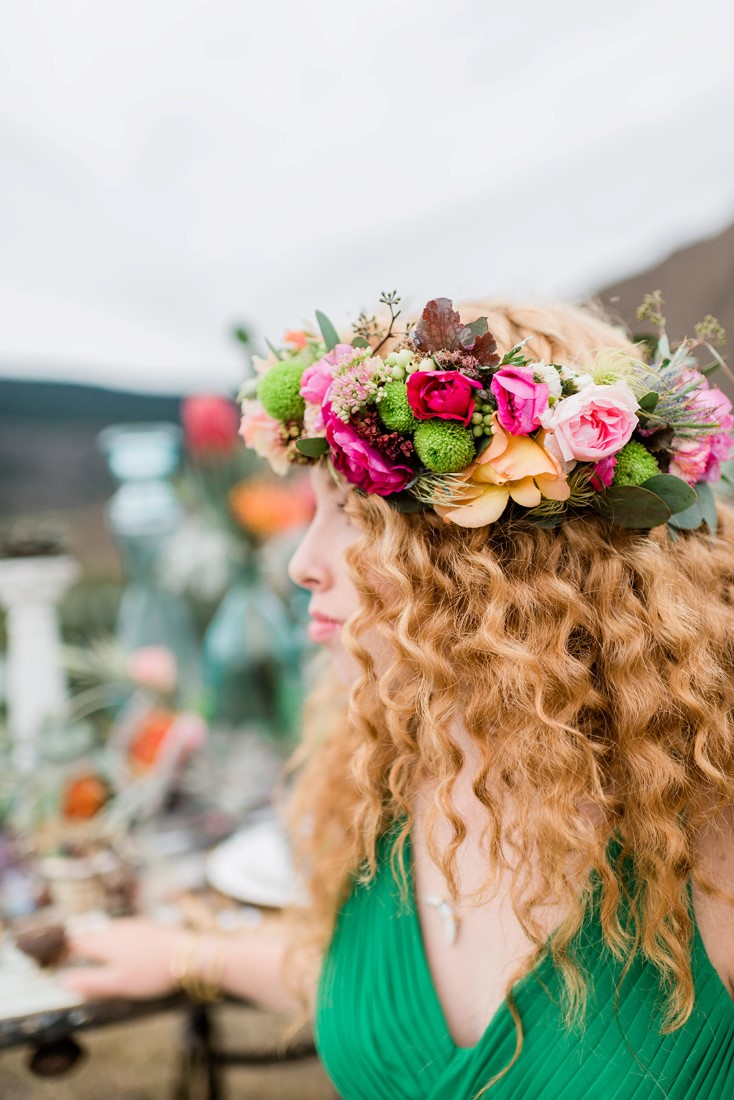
(611, 440, 660, 487)
(378, 382, 418, 432)
(414, 420, 475, 474)
(257, 362, 306, 422)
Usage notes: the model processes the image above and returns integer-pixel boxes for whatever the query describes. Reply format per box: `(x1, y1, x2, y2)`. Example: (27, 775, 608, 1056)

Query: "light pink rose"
(299, 344, 355, 405)
(490, 367, 549, 435)
(540, 382, 638, 463)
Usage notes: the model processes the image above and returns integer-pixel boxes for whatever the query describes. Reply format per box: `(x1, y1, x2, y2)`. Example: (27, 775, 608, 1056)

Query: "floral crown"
(238, 291, 733, 533)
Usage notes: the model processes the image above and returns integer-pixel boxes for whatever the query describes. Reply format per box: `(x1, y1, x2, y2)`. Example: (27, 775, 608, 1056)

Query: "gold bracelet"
(170, 931, 226, 1004)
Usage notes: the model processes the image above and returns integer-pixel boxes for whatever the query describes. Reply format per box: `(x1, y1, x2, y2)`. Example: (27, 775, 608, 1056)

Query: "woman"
(64, 296, 734, 1097)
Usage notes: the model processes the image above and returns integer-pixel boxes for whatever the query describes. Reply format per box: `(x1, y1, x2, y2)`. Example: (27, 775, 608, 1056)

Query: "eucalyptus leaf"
(315, 310, 340, 352)
(668, 502, 703, 530)
(638, 391, 660, 413)
(352, 337, 371, 349)
(598, 486, 672, 529)
(295, 437, 329, 458)
(695, 480, 718, 534)
(640, 474, 697, 515)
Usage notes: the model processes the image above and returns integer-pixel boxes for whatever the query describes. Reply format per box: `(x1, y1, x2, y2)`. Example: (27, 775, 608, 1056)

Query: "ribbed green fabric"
(315, 835, 734, 1099)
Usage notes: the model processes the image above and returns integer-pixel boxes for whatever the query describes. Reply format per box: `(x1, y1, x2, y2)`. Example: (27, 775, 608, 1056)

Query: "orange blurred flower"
(283, 329, 310, 350)
(127, 709, 176, 771)
(228, 478, 314, 538)
(62, 773, 111, 820)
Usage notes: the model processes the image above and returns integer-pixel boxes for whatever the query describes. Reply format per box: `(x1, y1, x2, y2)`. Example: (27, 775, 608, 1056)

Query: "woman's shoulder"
(693, 805, 734, 998)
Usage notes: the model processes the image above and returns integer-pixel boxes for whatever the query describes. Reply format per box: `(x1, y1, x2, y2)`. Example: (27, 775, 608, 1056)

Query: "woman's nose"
(288, 528, 330, 591)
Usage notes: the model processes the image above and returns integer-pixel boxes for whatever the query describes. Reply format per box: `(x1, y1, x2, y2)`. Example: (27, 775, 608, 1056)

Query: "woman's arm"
(61, 918, 315, 1016)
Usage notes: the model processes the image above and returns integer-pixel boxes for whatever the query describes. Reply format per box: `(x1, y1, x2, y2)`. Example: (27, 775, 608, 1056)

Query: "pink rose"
(670, 432, 734, 485)
(669, 384, 734, 484)
(669, 438, 714, 485)
(300, 344, 355, 406)
(406, 370, 482, 426)
(323, 404, 412, 495)
(490, 367, 549, 435)
(589, 454, 617, 492)
(690, 384, 734, 434)
(540, 382, 638, 463)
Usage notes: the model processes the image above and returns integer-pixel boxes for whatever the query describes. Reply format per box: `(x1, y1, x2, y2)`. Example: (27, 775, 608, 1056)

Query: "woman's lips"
(308, 614, 343, 644)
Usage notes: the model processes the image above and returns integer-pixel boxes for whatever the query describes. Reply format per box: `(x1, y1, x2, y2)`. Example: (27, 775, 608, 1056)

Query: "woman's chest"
(410, 822, 562, 1048)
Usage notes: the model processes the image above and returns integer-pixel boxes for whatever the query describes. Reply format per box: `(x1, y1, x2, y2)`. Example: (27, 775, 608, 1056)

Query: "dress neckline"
(403, 833, 734, 1055)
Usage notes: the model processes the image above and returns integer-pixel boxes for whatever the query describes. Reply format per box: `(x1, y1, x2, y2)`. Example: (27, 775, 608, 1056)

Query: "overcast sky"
(2, 0, 733, 393)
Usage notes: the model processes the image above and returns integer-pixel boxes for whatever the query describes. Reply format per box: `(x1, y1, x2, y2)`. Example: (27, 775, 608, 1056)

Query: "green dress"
(315, 835, 734, 1098)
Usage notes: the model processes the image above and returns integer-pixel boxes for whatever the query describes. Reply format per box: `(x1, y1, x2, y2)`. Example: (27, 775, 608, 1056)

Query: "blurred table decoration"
(98, 421, 201, 705)
(0, 524, 80, 774)
(176, 394, 313, 747)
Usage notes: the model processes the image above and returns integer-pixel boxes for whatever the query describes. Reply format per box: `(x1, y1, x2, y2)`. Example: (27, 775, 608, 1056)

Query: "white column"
(0, 556, 80, 772)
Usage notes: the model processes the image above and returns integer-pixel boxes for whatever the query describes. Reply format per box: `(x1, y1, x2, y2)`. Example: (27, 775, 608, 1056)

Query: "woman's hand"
(60, 918, 183, 1000)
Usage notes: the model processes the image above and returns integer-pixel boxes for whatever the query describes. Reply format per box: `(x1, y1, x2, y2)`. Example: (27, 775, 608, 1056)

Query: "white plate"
(205, 818, 301, 908)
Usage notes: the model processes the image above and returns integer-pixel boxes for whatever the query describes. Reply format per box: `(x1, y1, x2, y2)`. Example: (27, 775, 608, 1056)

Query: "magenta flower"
(490, 367, 549, 435)
(589, 454, 618, 492)
(406, 370, 481, 426)
(323, 404, 413, 495)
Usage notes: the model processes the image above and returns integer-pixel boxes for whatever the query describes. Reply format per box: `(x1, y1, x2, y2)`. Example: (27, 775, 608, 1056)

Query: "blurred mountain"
(598, 221, 734, 359)
(0, 378, 181, 514)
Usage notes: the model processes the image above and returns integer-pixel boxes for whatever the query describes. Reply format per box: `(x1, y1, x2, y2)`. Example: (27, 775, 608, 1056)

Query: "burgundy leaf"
(472, 330, 500, 368)
(413, 298, 473, 353)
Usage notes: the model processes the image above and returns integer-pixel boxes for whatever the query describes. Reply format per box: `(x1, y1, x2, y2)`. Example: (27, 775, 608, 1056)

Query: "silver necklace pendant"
(422, 893, 461, 946)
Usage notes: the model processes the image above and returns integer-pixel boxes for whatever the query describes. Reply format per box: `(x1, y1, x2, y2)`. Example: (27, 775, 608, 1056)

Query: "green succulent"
(611, 441, 660, 487)
(414, 420, 475, 474)
(257, 362, 306, 422)
(378, 382, 419, 432)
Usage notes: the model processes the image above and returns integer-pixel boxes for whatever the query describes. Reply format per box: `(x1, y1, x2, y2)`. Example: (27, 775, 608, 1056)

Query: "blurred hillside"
(0, 379, 182, 573)
(598, 222, 734, 373)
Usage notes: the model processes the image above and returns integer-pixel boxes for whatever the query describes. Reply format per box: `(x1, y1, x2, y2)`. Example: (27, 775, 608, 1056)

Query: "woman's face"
(288, 466, 362, 683)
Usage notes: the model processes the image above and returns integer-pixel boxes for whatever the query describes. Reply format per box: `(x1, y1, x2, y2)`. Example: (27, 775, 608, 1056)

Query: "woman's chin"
(325, 640, 360, 687)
